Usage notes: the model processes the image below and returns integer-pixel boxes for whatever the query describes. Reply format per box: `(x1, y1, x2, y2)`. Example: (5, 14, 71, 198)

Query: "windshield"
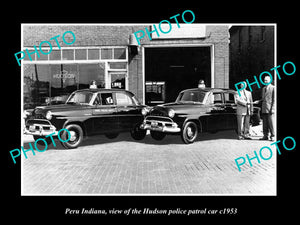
(176, 90, 206, 104)
(66, 91, 94, 105)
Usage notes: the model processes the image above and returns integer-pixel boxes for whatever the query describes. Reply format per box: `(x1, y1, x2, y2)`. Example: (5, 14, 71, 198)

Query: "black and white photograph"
(20, 23, 277, 195)
(5, 5, 298, 221)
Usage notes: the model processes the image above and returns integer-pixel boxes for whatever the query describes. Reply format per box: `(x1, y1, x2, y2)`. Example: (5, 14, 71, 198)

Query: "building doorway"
(145, 46, 211, 105)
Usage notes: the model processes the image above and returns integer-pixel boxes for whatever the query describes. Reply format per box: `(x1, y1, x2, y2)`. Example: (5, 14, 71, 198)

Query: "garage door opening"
(145, 46, 211, 105)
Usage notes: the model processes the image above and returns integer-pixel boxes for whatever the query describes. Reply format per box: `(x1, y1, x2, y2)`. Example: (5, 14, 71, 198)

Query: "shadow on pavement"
(21, 127, 263, 151)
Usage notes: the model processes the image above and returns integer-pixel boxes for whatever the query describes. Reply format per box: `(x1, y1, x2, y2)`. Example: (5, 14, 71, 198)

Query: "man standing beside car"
(235, 82, 253, 140)
(254, 75, 275, 141)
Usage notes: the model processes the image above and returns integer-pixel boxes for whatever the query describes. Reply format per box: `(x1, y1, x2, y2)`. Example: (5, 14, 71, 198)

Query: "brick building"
(22, 24, 229, 108)
(229, 25, 275, 100)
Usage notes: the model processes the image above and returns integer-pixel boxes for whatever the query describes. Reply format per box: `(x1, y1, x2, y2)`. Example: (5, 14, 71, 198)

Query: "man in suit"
(235, 82, 253, 140)
(255, 75, 275, 141)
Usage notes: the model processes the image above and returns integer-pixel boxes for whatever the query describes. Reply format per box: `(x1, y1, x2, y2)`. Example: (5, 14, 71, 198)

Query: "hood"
(32, 103, 91, 119)
(35, 103, 88, 112)
(150, 102, 206, 117)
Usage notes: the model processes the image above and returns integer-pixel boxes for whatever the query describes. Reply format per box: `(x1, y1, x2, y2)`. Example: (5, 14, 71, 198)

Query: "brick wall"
(23, 25, 145, 47)
(229, 25, 275, 100)
(23, 24, 230, 102)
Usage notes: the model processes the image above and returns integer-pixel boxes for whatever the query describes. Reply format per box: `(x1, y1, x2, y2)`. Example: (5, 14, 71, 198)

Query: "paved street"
(22, 126, 276, 195)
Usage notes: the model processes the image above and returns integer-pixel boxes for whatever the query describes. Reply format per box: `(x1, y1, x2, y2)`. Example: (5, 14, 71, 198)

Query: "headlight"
(141, 108, 147, 116)
(23, 110, 30, 119)
(168, 109, 175, 118)
(45, 111, 52, 120)
(141, 107, 152, 116)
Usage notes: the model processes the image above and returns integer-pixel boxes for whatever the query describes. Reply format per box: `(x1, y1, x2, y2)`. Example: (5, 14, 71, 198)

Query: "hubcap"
(187, 127, 194, 138)
(69, 130, 77, 142)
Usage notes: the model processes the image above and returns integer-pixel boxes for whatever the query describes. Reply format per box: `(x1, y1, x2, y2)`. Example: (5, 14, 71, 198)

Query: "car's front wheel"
(181, 121, 198, 144)
(60, 124, 83, 149)
(131, 124, 147, 140)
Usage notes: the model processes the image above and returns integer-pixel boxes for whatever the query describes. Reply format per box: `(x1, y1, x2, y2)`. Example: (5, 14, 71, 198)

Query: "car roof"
(181, 87, 237, 94)
(74, 88, 133, 94)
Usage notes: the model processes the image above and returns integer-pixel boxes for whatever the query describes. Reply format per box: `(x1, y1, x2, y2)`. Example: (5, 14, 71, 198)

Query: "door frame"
(142, 44, 214, 104)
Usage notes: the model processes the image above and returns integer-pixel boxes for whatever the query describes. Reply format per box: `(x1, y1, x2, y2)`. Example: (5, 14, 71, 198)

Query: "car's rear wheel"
(131, 124, 147, 140)
(181, 121, 198, 144)
(150, 131, 166, 141)
(60, 124, 83, 149)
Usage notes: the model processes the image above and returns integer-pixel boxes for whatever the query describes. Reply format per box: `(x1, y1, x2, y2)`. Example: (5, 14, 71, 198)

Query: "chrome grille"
(146, 116, 173, 123)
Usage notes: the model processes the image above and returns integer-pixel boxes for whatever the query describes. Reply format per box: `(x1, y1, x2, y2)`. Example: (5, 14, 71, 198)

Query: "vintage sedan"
(140, 88, 260, 144)
(24, 89, 147, 149)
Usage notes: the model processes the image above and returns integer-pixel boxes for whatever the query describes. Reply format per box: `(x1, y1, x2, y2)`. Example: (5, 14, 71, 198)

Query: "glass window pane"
(101, 48, 112, 59)
(75, 49, 87, 60)
(62, 49, 74, 60)
(101, 93, 114, 105)
(51, 64, 78, 104)
(88, 49, 100, 60)
(109, 62, 127, 69)
(111, 73, 126, 89)
(113, 48, 126, 59)
(37, 49, 49, 61)
(23, 64, 50, 109)
(116, 92, 133, 105)
(50, 50, 61, 60)
(78, 63, 105, 89)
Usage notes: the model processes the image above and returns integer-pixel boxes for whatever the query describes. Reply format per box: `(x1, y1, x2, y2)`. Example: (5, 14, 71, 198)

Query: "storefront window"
(24, 64, 51, 109)
(78, 63, 105, 89)
(23, 47, 127, 109)
(23, 63, 106, 109)
(50, 64, 78, 104)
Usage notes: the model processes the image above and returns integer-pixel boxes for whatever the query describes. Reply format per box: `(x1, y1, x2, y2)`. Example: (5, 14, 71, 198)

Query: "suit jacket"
(262, 84, 275, 114)
(235, 89, 253, 116)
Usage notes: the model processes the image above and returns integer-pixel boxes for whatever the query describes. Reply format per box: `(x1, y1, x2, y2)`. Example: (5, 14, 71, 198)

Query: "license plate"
(151, 121, 158, 127)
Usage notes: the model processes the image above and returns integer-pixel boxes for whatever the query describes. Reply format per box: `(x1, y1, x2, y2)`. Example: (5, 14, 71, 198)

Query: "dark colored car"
(140, 88, 260, 144)
(24, 89, 147, 149)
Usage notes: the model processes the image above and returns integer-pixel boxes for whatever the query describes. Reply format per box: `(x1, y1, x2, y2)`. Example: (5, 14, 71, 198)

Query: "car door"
(115, 92, 142, 131)
(92, 92, 118, 134)
(223, 92, 238, 130)
(206, 92, 227, 131)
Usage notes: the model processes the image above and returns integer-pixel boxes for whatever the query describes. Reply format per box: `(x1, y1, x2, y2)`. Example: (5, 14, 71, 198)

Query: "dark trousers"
(262, 113, 275, 138)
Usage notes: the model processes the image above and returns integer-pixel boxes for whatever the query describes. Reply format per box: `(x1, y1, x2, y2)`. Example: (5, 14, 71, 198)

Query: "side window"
(224, 93, 236, 104)
(93, 93, 101, 105)
(212, 93, 223, 104)
(115, 92, 134, 106)
(101, 93, 114, 105)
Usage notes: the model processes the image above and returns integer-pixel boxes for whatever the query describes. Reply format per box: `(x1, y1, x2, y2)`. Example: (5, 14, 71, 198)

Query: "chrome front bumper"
(140, 116, 181, 133)
(24, 119, 58, 136)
